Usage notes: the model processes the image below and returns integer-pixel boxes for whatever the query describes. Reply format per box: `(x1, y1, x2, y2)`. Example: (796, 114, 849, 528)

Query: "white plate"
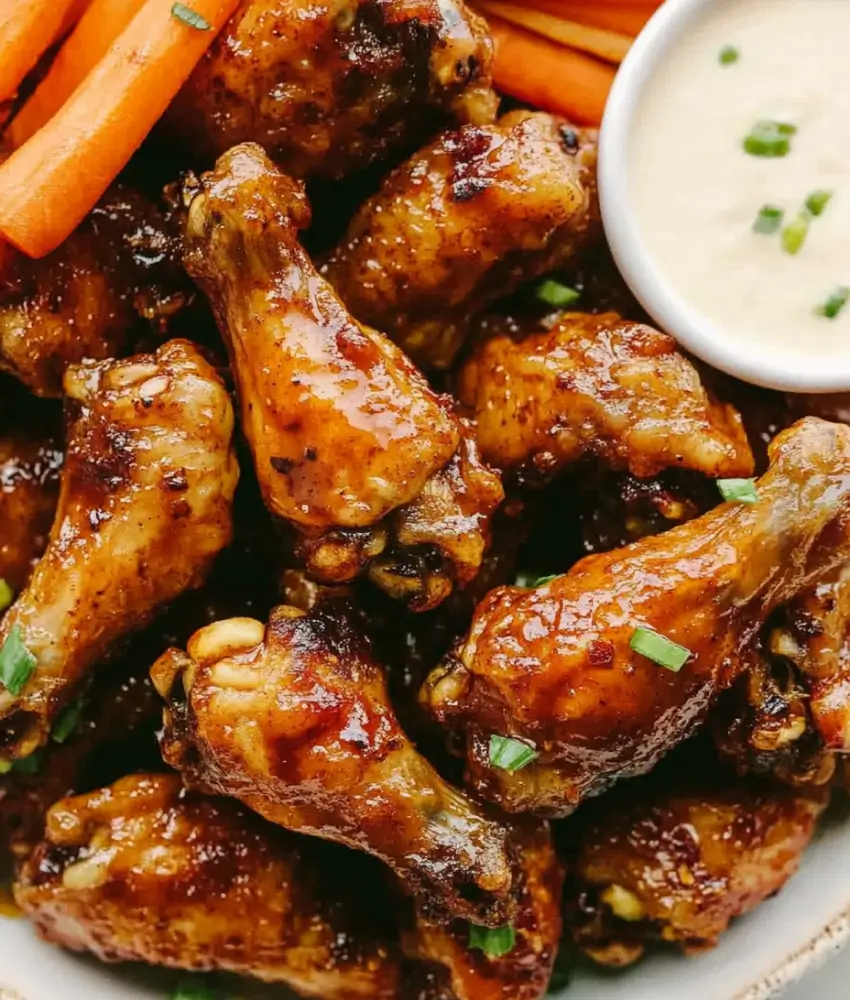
(3, 805, 850, 1000)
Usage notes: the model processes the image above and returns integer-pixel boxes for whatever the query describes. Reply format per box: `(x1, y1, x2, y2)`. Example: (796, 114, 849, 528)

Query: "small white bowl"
(598, 0, 850, 394)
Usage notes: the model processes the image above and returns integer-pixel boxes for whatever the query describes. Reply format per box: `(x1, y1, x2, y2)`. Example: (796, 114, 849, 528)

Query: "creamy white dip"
(631, 0, 850, 356)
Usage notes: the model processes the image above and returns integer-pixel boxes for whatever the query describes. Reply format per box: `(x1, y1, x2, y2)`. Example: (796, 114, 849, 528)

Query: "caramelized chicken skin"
(168, 0, 496, 180)
(0, 185, 185, 397)
(567, 776, 827, 964)
(458, 311, 754, 482)
(153, 602, 515, 927)
(15, 774, 403, 999)
(424, 418, 850, 815)
(184, 144, 503, 606)
(0, 341, 238, 761)
(323, 112, 599, 369)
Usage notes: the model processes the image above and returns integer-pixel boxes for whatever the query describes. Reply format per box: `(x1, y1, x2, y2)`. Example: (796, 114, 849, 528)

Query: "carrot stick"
(9, 0, 147, 146)
(487, 15, 616, 126)
(475, 0, 632, 63)
(527, 0, 658, 37)
(53, 0, 93, 43)
(0, 0, 83, 103)
(0, 0, 239, 259)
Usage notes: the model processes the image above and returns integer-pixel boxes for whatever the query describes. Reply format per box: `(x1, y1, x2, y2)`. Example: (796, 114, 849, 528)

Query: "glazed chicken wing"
(323, 112, 599, 370)
(566, 775, 827, 965)
(167, 0, 496, 180)
(457, 310, 754, 482)
(152, 602, 515, 927)
(0, 184, 186, 397)
(14, 774, 403, 999)
(423, 418, 850, 815)
(0, 341, 238, 761)
(184, 144, 502, 608)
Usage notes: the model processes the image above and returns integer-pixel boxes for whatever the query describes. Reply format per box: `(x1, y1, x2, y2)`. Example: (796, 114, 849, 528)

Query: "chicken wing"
(14, 774, 403, 999)
(0, 340, 238, 761)
(184, 144, 502, 608)
(566, 774, 827, 965)
(167, 0, 496, 180)
(152, 602, 515, 927)
(457, 310, 754, 482)
(0, 184, 186, 397)
(323, 112, 598, 370)
(423, 418, 850, 815)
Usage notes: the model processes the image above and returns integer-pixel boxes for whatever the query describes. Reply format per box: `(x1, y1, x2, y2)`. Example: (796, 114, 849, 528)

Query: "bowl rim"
(598, 0, 850, 393)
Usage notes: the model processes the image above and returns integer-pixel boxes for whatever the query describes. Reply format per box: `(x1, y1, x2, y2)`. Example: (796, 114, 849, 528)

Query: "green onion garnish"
(0, 760, 11, 775)
(717, 478, 760, 504)
(781, 214, 809, 255)
(816, 287, 850, 320)
(743, 121, 796, 158)
(629, 627, 691, 673)
(0, 626, 36, 696)
(806, 190, 833, 217)
(489, 735, 539, 774)
(536, 280, 581, 309)
(0, 580, 12, 614)
(52, 697, 86, 745)
(753, 205, 784, 234)
(170, 978, 221, 1000)
(468, 924, 516, 958)
(532, 574, 559, 587)
(719, 45, 739, 65)
(171, 2, 212, 30)
(10, 752, 42, 776)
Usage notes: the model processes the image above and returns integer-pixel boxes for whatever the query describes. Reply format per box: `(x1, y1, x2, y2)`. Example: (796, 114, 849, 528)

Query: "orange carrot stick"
(0, 0, 239, 259)
(528, 0, 658, 37)
(476, 0, 632, 63)
(9, 0, 147, 146)
(487, 15, 616, 126)
(53, 0, 93, 43)
(0, 0, 83, 102)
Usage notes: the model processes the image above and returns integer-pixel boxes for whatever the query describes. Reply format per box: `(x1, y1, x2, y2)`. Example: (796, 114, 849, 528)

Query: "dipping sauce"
(631, 0, 850, 357)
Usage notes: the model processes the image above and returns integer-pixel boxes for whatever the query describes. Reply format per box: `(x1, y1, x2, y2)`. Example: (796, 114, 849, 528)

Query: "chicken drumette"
(167, 0, 496, 180)
(0, 341, 238, 761)
(323, 112, 599, 370)
(152, 601, 515, 927)
(184, 144, 503, 609)
(457, 310, 754, 483)
(566, 773, 827, 965)
(15, 774, 403, 999)
(423, 418, 850, 815)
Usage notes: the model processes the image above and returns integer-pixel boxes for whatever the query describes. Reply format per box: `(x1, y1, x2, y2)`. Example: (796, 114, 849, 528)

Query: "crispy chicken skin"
(14, 774, 403, 999)
(406, 822, 563, 1000)
(0, 186, 185, 397)
(457, 310, 754, 482)
(323, 112, 599, 369)
(566, 777, 827, 965)
(423, 418, 850, 815)
(152, 602, 516, 927)
(0, 341, 238, 761)
(184, 144, 503, 606)
(167, 0, 496, 180)
(0, 413, 62, 594)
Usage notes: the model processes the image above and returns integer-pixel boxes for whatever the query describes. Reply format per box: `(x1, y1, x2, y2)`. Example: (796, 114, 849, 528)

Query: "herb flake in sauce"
(743, 120, 797, 158)
(753, 204, 784, 233)
(816, 286, 850, 320)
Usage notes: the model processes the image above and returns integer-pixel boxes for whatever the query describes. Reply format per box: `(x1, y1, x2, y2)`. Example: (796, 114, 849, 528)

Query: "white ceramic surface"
(3, 800, 850, 999)
(598, 0, 850, 393)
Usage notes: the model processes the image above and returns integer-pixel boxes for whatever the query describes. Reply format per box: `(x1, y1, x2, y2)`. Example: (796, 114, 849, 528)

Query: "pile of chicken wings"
(1, 2, 847, 998)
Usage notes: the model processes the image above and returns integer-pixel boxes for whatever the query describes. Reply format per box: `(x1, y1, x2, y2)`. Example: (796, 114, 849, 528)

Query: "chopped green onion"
(743, 120, 796, 158)
(531, 574, 559, 587)
(515, 571, 559, 588)
(816, 286, 850, 320)
(11, 752, 42, 776)
(0, 580, 12, 614)
(629, 627, 691, 673)
(489, 735, 539, 774)
(171, 2, 212, 30)
(536, 280, 581, 309)
(752, 205, 784, 234)
(170, 978, 221, 1000)
(0, 626, 36, 696)
(52, 697, 86, 745)
(781, 214, 809, 255)
(717, 478, 760, 504)
(0, 760, 11, 775)
(719, 45, 739, 65)
(806, 189, 833, 217)
(468, 924, 516, 958)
